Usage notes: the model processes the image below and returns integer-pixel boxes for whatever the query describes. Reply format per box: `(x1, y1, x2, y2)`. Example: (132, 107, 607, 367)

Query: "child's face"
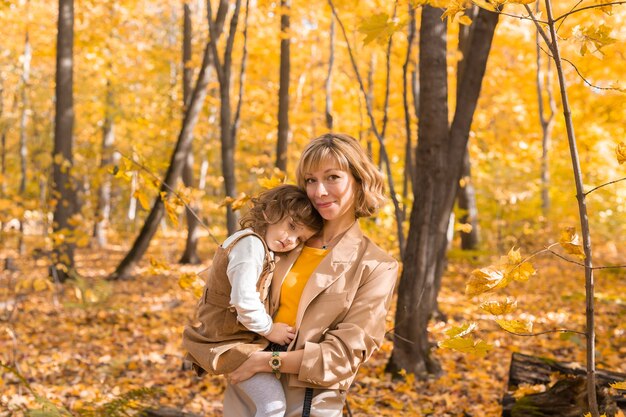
(264, 216, 317, 253)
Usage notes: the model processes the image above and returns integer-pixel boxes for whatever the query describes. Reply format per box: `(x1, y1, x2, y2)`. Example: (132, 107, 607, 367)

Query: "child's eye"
(289, 222, 296, 231)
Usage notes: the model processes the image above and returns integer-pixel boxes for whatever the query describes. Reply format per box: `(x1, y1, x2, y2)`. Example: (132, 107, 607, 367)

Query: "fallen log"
(502, 352, 626, 417)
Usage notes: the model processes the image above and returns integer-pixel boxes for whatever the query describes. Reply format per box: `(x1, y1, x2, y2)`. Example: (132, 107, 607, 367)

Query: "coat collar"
(270, 221, 363, 320)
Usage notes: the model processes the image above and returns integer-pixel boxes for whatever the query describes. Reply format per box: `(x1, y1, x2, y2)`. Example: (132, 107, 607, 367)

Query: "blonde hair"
(239, 184, 324, 236)
(296, 133, 386, 218)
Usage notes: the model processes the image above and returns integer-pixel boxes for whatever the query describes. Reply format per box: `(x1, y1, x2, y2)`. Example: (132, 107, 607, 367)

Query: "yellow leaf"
(616, 142, 626, 164)
(444, 322, 477, 338)
(507, 261, 536, 283)
(439, 336, 492, 357)
(480, 298, 517, 315)
(559, 227, 586, 259)
(610, 381, 626, 390)
(457, 15, 472, 26)
(507, 247, 522, 264)
(471, 0, 497, 12)
(178, 272, 199, 290)
(258, 175, 285, 189)
(32, 278, 53, 292)
(219, 196, 235, 207)
(231, 194, 251, 211)
(149, 257, 170, 272)
(466, 267, 507, 296)
(134, 190, 152, 210)
(512, 383, 546, 399)
(358, 13, 397, 45)
(495, 318, 533, 334)
(164, 200, 180, 227)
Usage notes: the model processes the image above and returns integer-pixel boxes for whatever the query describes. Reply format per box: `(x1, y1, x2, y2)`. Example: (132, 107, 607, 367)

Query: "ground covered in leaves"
(1, 236, 625, 416)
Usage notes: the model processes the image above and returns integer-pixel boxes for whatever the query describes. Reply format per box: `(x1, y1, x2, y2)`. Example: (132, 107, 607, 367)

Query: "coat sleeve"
(297, 258, 398, 387)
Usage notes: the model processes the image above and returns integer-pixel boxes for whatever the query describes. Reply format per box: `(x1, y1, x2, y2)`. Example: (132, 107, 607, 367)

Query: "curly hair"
(295, 133, 387, 218)
(239, 184, 324, 237)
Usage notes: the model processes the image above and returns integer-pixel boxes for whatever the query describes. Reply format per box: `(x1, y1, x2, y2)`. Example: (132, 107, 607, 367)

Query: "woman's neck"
(321, 216, 356, 244)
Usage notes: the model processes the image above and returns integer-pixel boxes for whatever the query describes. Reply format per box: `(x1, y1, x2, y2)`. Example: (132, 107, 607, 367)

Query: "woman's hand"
(226, 351, 271, 385)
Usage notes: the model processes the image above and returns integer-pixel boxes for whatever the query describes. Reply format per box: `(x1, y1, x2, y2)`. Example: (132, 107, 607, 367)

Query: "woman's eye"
(328, 175, 339, 181)
(304, 178, 315, 184)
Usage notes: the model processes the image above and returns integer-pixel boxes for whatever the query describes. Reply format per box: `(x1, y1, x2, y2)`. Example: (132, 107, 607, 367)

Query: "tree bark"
(179, 1, 201, 265)
(458, 149, 480, 249)
(456, 6, 480, 251)
(324, 18, 334, 130)
(93, 79, 115, 247)
(208, 0, 244, 235)
(275, 0, 290, 171)
(0, 77, 6, 196)
(51, 0, 77, 282)
(388, 6, 498, 378)
(402, 4, 416, 219)
(535, 2, 555, 218)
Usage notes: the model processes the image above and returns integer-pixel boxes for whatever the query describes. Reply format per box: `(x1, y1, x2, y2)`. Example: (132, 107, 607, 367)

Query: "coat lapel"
(295, 222, 363, 327)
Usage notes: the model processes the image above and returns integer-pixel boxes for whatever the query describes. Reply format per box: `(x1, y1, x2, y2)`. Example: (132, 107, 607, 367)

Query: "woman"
(225, 133, 398, 416)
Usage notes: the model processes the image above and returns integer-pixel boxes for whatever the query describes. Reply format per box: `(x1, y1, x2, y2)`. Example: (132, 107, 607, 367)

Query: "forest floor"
(1, 234, 625, 416)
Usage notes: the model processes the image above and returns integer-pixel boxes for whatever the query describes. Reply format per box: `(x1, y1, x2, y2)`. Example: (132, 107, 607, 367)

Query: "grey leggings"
(236, 373, 286, 417)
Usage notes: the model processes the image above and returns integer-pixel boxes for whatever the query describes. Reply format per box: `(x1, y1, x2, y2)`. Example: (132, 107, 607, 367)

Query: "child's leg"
(236, 373, 286, 417)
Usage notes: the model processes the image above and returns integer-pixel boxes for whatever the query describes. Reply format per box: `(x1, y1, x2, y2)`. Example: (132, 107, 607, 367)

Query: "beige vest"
(182, 231, 274, 375)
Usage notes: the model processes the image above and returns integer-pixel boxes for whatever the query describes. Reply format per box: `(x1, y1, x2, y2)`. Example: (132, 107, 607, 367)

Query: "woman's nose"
(314, 182, 328, 197)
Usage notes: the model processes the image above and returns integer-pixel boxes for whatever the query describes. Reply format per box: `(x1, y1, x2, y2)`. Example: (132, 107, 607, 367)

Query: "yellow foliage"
(495, 318, 533, 334)
(610, 381, 626, 390)
(358, 13, 403, 45)
(231, 193, 251, 211)
(571, 24, 617, 58)
(258, 174, 286, 189)
(616, 142, 626, 164)
(134, 190, 152, 210)
(512, 383, 546, 399)
(466, 267, 506, 296)
(558, 227, 586, 260)
(444, 322, 477, 338)
(438, 336, 492, 357)
(480, 298, 517, 315)
(178, 273, 204, 298)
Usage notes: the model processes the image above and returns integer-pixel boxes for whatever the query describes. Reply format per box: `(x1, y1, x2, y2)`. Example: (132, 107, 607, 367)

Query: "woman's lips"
(316, 201, 333, 209)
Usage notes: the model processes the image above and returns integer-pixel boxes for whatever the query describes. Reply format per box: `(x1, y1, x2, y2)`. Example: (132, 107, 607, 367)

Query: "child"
(183, 184, 323, 417)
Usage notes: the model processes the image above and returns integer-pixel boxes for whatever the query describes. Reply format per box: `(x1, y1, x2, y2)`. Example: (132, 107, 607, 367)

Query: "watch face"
(271, 358, 281, 367)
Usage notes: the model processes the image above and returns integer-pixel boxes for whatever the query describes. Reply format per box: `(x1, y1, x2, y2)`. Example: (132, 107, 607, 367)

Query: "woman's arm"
(227, 349, 304, 384)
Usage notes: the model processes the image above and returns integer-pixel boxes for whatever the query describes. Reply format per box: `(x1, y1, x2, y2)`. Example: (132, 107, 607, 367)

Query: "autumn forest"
(1, 0, 625, 416)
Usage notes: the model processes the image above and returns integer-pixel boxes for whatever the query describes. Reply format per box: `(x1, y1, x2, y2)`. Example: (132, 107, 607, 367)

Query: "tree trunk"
(502, 352, 625, 417)
(388, 6, 498, 379)
(324, 18, 334, 130)
(388, 5, 448, 378)
(208, 0, 243, 235)
(402, 4, 416, 219)
(456, 6, 480, 251)
(535, 3, 555, 218)
(275, 0, 290, 171)
(179, 1, 201, 265)
(93, 80, 115, 247)
(0, 77, 6, 196)
(19, 31, 31, 195)
(458, 149, 480, 249)
(51, 0, 76, 282)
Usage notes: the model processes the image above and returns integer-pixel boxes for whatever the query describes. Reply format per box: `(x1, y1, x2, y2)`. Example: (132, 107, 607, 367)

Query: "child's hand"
(265, 322, 295, 345)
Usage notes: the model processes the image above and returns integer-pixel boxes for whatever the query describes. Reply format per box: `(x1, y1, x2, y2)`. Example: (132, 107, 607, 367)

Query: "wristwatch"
(269, 351, 282, 379)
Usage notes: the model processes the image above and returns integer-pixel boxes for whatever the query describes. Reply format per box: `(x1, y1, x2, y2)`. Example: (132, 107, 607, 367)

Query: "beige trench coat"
(223, 222, 398, 415)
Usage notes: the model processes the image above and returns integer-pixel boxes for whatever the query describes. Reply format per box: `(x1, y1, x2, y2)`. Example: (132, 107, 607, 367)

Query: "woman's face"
(302, 159, 357, 223)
